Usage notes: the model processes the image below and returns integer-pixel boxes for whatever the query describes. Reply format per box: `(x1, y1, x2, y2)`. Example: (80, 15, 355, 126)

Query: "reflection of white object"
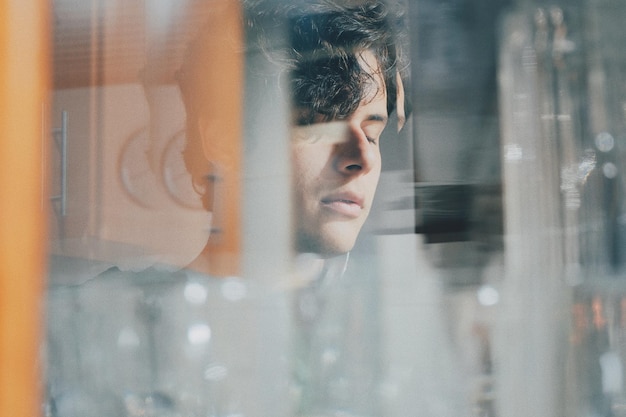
(117, 326, 141, 349)
(187, 323, 211, 345)
(183, 281, 208, 305)
(204, 364, 229, 382)
(119, 129, 160, 208)
(477, 285, 499, 306)
(603, 162, 618, 179)
(600, 351, 623, 394)
(162, 131, 203, 210)
(595, 131, 615, 152)
(504, 144, 523, 161)
(220, 278, 247, 301)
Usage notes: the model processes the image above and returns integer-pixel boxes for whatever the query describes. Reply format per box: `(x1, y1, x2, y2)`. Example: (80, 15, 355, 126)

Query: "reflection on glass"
(41, 0, 558, 416)
(497, 1, 626, 416)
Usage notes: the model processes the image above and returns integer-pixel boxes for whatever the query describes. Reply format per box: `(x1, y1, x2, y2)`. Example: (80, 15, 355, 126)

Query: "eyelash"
(366, 136, 378, 145)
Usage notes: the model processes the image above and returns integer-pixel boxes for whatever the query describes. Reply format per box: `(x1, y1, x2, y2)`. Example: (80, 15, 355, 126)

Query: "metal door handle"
(51, 110, 68, 217)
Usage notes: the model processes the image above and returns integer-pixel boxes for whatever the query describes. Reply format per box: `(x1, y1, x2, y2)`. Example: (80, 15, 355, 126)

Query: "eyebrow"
(367, 114, 388, 124)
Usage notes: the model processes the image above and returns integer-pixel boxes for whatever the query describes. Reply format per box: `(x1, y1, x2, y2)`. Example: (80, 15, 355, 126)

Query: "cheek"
(291, 143, 330, 181)
(291, 146, 309, 187)
(290, 145, 317, 207)
(366, 164, 382, 199)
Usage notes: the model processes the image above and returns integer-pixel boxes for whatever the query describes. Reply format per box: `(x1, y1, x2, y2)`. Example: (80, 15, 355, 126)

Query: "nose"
(334, 123, 378, 175)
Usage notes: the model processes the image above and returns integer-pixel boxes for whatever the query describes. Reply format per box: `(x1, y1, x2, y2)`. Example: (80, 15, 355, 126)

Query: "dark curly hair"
(177, 0, 408, 207)
(286, 1, 402, 124)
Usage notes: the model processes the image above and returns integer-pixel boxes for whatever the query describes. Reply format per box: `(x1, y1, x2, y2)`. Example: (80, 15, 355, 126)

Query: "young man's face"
(291, 50, 388, 256)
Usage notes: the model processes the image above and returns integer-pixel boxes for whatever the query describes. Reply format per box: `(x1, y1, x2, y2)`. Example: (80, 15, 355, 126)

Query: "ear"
(197, 112, 243, 168)
(395, 72, 406, 132)
(197, 117, 216, 161)
(194, 113, 243, 277)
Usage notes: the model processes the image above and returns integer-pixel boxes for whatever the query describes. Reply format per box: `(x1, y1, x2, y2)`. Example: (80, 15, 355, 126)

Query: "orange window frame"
(0, 1, 50, 416)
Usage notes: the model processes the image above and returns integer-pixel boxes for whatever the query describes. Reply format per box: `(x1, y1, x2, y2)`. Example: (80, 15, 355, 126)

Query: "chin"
(296, 226, 360, 257)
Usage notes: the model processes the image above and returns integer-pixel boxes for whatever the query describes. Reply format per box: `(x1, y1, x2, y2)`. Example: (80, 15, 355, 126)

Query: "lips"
(320, 192, 364, 218)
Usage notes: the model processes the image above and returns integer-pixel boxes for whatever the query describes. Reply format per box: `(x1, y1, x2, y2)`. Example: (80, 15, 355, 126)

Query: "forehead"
(357, 50, 388, 103)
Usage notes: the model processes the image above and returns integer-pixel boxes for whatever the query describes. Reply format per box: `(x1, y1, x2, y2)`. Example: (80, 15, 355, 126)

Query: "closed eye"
(363, 115, 386, 146)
